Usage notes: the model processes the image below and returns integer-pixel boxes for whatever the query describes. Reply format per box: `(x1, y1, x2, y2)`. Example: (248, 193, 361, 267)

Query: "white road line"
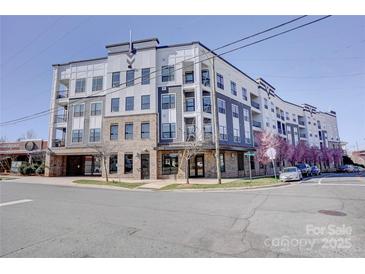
(0, 199, 33, 207)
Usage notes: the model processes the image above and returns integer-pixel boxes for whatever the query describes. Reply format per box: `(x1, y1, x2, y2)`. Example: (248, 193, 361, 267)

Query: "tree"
(18, 129, 37, 141)
(293, 141, 308, 163)
(255, 131, 281, 174)
(93, 144, 117, 182)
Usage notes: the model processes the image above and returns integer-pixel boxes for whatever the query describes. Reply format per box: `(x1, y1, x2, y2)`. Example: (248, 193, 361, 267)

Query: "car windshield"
(283, 167, 297, 173)
(296, 164, 305, 168)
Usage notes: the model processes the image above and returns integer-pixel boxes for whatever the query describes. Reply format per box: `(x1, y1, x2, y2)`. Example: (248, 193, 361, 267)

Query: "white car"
(279, 167, 303, 182)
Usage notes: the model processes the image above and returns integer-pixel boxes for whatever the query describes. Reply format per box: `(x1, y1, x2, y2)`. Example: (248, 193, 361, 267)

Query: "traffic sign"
(245, 152, 255, 157)
(266, 147, 276, 160)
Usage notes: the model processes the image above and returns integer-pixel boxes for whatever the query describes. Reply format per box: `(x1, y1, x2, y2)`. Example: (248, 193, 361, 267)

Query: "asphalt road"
(1, 173, 365, 257)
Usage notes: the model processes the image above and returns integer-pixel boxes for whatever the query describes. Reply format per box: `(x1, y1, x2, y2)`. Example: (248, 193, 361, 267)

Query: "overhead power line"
(0, 15, 331, 127)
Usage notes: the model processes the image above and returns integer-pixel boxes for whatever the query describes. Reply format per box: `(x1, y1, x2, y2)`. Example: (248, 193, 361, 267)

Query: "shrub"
(18, 163, 36, 175)
(36, 164, 45, 175)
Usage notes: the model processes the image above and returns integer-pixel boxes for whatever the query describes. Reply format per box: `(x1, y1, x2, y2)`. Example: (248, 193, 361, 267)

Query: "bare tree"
(0, 136, 6, 142)
(18, 129, 37, 141)
(92, 144, 117, 182)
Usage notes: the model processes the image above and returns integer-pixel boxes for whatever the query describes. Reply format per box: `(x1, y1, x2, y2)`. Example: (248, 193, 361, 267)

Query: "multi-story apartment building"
(45, 37, 341, 180)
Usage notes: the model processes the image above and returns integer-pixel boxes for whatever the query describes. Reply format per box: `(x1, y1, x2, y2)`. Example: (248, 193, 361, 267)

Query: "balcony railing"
(299, 133, 307, 138)
(253, 120, 261, 128)
(56, 90, 68, 99)
(233, 136, 241, 143)
(52, 139, 65, 147)
(251, 101, 260, 109)
(299, 121, 305, 126)
(54, 114, 67, 123)
(185, 126, 196, 141)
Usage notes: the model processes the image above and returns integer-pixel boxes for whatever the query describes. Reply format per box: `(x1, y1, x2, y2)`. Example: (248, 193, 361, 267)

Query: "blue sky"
(1, 16, 364, 150)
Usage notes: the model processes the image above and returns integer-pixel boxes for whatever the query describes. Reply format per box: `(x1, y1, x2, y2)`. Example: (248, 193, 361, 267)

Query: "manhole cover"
(318, 210, 347, 216)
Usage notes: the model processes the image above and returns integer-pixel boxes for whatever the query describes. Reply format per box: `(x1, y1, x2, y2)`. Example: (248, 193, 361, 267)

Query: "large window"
(216, 73, 224, 89)
(203, 118, 212, 140)
(124, 154, 133, 174)
(75, 79, 86, 93)
(72, 129, 83, 143)
(110, 124, 118, 140)
(141, 68, 150, 85)
(218, 99, 226, 114)
(242, 87, 248, 101)
(92, 76, 103, 92)
(233, 128, 240, 143)
(203, 95, 211, 113)
(125, 123, 133, 140)
(162, 123, 176, 139)
(141, 95, 150, 110)
(125, 96, 134, 111)
(232, 104, 239, 118)
(220, 153, 225, 172)
(109, 155, 118, 173)
(126, 70, 135, 86)
(112, 72, 120, 88)
(264, 98, 268, 109)
(184, 92, 195, 112)
(162, 94, 175, 109)
(201, 69, 210, 86)
(90, 102, 102, 116)
(111, 98, 119, 112)
(89, 128, 101, 142)
(73, 104, 84, 117)
(184, 71, 194, 84)
(162, 65, 174, 82)
(243, 108, 249, 121)
(162, 154, 178, 175)
(230, 81, 237, 96)
(141, 122, 150, 139)
(219, 126, 227, 140)
(245, 129, 251, 144)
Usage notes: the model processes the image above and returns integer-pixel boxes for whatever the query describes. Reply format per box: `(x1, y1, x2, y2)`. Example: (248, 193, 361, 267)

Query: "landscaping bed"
(73, 179, 146, 189)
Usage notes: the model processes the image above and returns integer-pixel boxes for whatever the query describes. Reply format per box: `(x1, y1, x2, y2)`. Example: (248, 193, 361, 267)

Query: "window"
(220, 153, 225, 172)
(243, 109, 249, 121)
(264, 98, 268, 109)
(141, 68, 150, 85)
(162, 154, 178, 175)
(126, 70, 135, 86)
(184, 71, 194, 84)
(203, 118, 212, 140)
(89, 128, 101, 142)
(75, 79, 86, 93)
(286, 112, 290, 120)
(162, 94, 175, 109)
(250, 155, 255, 170)
(125, 123, 133, 140)
(162, 123, 176, 139)
(203, 95, 211, 113)
(162, 65, 174, 82)
(184, 92, 195, 112)
(111, 98, 119, 112)
(230, 81, 237, 95)
(216, 73, 224, 89)
(110, 124, 118, 140)
(232, 104, 239, 118)
(141, 122, 150, 139)
(73, 104, 84, 117)
(141, 95, 150, 110)
(245, 129, 251, 144)
(218, 99, 226, 114)
(124, 154, 133, 174)
(92, 76, 103, 91)
(125, 96, 134, 111)
(242, 87, 247, 100)
(90, 102, 101, 116)
(271, 102, 275, 113)
(202, 69, 210, 86)
(72, 129, 83, 143)
(219, 126, 227, 140)
(112, 72, 120, 88)
(233, 128, 240, 143)
(238, 152, 245, 171)
(109, 155, 118, 173)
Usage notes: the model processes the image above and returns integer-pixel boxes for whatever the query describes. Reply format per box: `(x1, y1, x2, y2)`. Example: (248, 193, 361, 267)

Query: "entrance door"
(141, 154, 150, 179)
(189, 154, 205, 178)
(66, 156, 84, 176)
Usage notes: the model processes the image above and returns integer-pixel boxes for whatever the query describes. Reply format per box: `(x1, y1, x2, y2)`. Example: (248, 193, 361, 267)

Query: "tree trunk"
(103, 157, 109, 182)
(185, 162, 189, 184)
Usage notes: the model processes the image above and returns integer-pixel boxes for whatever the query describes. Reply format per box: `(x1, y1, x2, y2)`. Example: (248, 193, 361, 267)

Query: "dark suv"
(295, 163, 312, 177)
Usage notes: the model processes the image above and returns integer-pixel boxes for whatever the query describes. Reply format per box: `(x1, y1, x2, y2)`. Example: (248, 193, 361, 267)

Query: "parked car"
(353, 166, 363, 173)
(280, 167, 303, 182)
(295, 163, 312, 177)
(336, 165, 355, 173)
(311, 165, 321, 176)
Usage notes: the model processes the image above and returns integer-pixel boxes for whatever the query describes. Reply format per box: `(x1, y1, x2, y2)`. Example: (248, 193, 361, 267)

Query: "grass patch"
(73, 179, 145, 189)
(0, 176, 17, 181)
(160, 177, 280, 190)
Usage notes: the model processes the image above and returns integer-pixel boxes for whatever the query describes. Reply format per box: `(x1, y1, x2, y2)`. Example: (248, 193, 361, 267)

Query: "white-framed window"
(219, 125, 228, 140)
(218, 99, 226, 114)
(242, 87, 247, 100)
(216, 73, 224, 89)
(72, 129, 83, 143)
(75, 78, 86, 93)
(126, 70, 135, 86)
(161, 94, 175, 109)
(73, 104, 84, 117)
(162, 123, 176, 139)
(233, 128, 240, 143)
(89, 128, 101, 142)
(90, 102, 102, 116)
(92, 76, 103, 92)
(162, 65, 174, 82)
(243, 108, 249, 121)
(232, 104, 239, 118)
(230, 81, 237, 96)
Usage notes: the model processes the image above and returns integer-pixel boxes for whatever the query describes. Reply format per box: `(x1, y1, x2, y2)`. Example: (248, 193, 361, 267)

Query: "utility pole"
(211, 56, 222, 184)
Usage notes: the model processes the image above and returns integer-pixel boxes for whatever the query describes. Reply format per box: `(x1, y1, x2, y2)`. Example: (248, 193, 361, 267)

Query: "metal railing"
(299, 121, 305, 126)
(56, 90, 68, 99)
(52, 139, 65, 147)
(54, 114, 67, 123)
(251, 101, 260, 109)
(300, 133, 307, 138)
(252, 120, 261, 128)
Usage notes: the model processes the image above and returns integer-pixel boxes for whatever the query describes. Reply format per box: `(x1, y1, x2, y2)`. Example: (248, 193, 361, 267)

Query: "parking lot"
(1, 173, 364, 257)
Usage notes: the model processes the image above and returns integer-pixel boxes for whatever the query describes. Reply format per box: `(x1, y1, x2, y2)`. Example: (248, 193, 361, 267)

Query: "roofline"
(256, 77, 276, 90)
(52, 57, 107, 67)
(105, 37, 160, 48)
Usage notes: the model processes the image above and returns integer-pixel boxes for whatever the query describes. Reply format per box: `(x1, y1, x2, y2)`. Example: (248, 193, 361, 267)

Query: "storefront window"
(162, 154, 178, 175)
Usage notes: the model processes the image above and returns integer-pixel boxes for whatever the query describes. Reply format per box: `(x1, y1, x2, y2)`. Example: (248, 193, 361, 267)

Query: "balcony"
(251, 101, 260, 110)
(52, 139, 65, 147)
(298, 121, 305, 126)
(54, 114, 67, 123)
(56, 90, 68, 99)
(253, 120, 262, 128)
(299, 133, 307, 138)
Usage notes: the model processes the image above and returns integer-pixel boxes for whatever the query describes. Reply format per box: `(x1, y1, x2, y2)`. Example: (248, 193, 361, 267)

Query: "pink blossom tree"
(255, 131, 280, 174)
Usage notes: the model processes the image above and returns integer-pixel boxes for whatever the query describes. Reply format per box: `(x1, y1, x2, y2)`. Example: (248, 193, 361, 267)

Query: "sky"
(0, 15, 364, 150)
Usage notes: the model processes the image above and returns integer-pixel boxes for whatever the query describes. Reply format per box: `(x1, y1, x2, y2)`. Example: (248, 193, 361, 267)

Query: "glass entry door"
(189, 154, 205, 178)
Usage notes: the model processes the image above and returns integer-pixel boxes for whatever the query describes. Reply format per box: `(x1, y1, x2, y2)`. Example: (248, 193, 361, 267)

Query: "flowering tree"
(331, 147, 343, 167)
(292, 141, 308, 163)
(255, 131, 281, 174)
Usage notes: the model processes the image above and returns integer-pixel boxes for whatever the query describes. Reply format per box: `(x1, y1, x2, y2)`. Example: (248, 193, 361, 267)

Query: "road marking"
(318, 178, 322, 184)
(0, 199, 33, 207)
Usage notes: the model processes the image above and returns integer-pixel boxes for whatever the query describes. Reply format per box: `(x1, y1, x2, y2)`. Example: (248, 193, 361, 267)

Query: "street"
(1, 173, 365, 257)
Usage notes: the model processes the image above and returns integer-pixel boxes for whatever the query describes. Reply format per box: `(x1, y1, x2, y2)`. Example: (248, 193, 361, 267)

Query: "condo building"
(45, 38, 341, 179)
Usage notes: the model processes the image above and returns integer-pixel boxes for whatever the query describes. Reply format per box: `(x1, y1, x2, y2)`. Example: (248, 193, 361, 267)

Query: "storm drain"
(318, 210, 347, 216)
